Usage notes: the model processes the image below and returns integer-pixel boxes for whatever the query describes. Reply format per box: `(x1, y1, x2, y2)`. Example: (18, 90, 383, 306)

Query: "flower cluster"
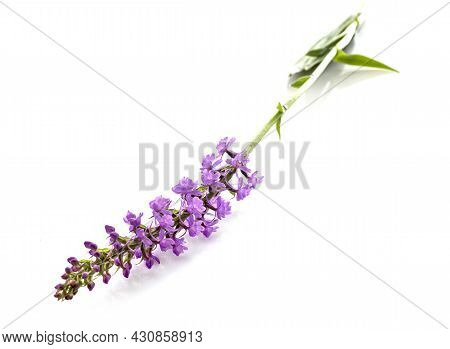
(54, 137, 263, 301)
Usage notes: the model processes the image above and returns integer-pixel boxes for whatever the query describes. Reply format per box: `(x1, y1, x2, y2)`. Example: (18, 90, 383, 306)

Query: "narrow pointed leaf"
(275, 103, 284, 139)
(334, 49, 398, 72)
(291, 75, 310, 88)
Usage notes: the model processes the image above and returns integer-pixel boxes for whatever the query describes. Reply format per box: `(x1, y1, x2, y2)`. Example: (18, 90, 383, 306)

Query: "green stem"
(244, 110, 282, 155)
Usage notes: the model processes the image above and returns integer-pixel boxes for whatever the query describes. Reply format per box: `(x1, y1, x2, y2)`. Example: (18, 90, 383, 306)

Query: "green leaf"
(334, 49, 398, 72)
(275, 103, 284, 139)
(291, 75, 310, 88)
(290, 13, 361, 75)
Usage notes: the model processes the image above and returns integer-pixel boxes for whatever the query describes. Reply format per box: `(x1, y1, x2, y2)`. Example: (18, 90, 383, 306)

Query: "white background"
(1, 0, 449, 347)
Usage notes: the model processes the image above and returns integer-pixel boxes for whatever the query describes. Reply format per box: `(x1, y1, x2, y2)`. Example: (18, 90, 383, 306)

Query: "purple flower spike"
(55, 137, 262, 301)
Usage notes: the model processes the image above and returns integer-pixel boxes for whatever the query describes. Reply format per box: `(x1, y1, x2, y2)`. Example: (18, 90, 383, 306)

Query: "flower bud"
(61, 273, 69, 280)
(102, 273, 111, 284)
(68, 279, 78, 287)
(67, 257, 78, 265)
(65, 294, 73, 300)
(122, 268, 130, 278)
(81, 272, 89, 279)
(54, 284, 64, 290)
(84, 241, 98, 250)
(134, 249, 142, 259)
(92, 264, 100, 272)
(65, 267, 72, 274)
(87, 282, 95, 291)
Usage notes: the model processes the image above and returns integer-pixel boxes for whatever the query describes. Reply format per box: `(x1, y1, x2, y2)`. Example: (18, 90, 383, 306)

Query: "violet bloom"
(186, 196, 206, 218)
(217, 137, 235, 155)
(172, 177, 200, 195)
(145, 254, 160, 269)
(201, 153, 221, 170)
(136, 227, 152, 247)
(201, 169, 225, 189)
(248, 171, 264, 188)
(184, 215, 205, 237)
(237, 178, 252, 201)
(227, 152, 250, 173)
(172, 237, 188, 256)
(123, 211, 143, 231)
(215, 196, 232, 219)
(202, 218, 218, 238)
(156, 213, 176, 233)
(149, 196, 171, 214)
(159, 237, 175, 252)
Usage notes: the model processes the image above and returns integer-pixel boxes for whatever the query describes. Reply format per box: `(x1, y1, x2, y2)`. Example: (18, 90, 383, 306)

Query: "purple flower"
(156, 213, 176, 233)
(55, 137, 264, 301)
(217, 137, 235, 155)
(201, 153, 222, 170)
(172, 177, 200, 195)
(186, 196, 206, 218)
(202, 218, 218, 238)
(145, 254, 160, 269)
(149, 196, 171, 214)
(184, 215, 205, 237)
(248, 171, 263, 188)
(237, 178, 252, 201)
(227, 152, 250, 173)
(215, 196, 231, 219)
(123, 211, 143, 231)
(172, 237, 188, 256)
(134, 248, 143, 259)
(159, 237, 175, 251)
(201, 169, 224, 187)
(136, 227, 153, 247)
